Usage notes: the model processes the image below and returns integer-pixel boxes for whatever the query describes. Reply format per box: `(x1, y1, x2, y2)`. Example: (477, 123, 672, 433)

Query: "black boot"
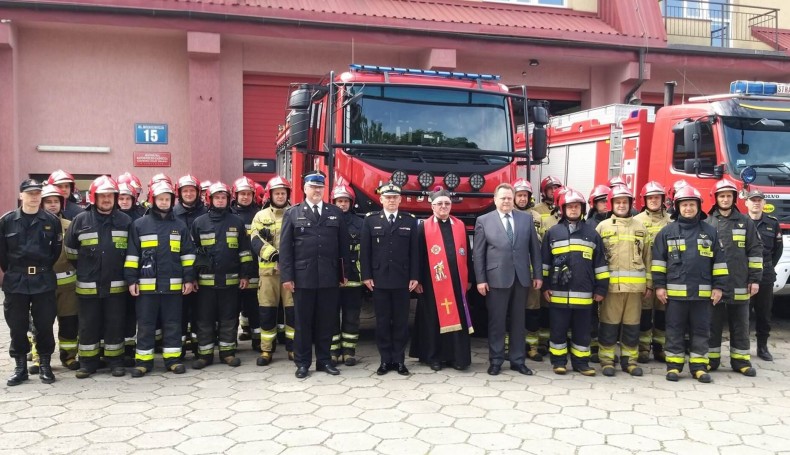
(7, 356, 29, 386)
(757, 340, 773, 362)
(39, 355, 56, 384)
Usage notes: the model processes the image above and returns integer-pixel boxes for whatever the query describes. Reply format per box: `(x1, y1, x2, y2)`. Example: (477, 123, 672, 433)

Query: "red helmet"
(118, 182, 136, 198)
(559, 188, 586, 218)
(41, 184, 65, 211)
(253, 182, 265, 207)
(588, 185, 612, 206)
(117, 172, 143, 199)
(674, 185, 702, 205)
(331, 183, 356, 201)
(640, 181, 666, 199)
(608, 175, 626, 188)
(208, 181, 231, 199)
(265, 176, 291, 195)
(608, 184, 634, 209)
(711, 180, 738, 199)
(540, 176, 562, 196)
(150, 180, 176, 208)
(232, 177, 256, 197)
(149, 173, 172, 188)
(200, 180, 213, 192)
(176, 174, 201, 192)
(87, 175, 119, 205)
(513, 178, 533, 195)
(669, 179, 689, 200)
(553, 186, 569, 208)
(47, 169, 75, 186)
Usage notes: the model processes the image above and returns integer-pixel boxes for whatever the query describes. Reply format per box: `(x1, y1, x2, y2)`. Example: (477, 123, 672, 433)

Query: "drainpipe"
(623, 48, 646, 104)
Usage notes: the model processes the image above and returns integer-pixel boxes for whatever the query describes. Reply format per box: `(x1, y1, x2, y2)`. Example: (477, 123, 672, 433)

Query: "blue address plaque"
(135, 123, 169, 145)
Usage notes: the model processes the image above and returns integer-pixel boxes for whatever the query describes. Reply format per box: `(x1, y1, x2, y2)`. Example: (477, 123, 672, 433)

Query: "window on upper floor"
(662, 0, 731, 47)
(484, 0, 566, 6)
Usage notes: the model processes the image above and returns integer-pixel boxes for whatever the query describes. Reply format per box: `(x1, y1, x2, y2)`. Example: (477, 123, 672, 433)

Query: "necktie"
(505, 213, 514, 245)
(389, 214, 395, 225)
(313, 204, 320, 219)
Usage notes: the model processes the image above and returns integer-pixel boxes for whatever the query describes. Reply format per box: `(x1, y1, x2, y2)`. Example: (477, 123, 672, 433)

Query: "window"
(662, 0, 731, 47)
(672, 122, 717, 173)
(484, 0, 566, 6)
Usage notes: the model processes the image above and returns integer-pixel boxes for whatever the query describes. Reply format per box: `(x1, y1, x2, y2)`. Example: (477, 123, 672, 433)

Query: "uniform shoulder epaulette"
(366, 211, 380, 218)
(407, 213, 415, 218)
(767, 215, 779, 222)
(0, 209, 14, 219)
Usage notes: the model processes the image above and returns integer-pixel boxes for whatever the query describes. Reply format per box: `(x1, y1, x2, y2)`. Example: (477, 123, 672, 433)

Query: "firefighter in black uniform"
(745, 189, 782, 361)
(117, 179, 144, 366)
(541, 188, 609, 376)
(331, 182, 364, 366)
(1, 179, 62, 385)
(652, 185, 728, 383)
(65, 176, 133, 378)
(360, 182, 419, 376)
(706, 180, 763, 376)
(191, 182, 255, 369)
(280, 172, 351, 378)
(231, 176, 262, 352)
(47, 169, 84, 221)
(125, 180, 196, 377)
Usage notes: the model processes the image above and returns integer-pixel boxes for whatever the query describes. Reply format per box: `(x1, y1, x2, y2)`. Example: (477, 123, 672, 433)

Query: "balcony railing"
(660, 0, 778, 50)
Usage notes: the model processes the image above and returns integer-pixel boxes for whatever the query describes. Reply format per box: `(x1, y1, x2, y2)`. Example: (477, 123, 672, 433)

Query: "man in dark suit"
(360, 182, 419, 376)
(473, 183, 543, 376)
(280, 172, 350, 379)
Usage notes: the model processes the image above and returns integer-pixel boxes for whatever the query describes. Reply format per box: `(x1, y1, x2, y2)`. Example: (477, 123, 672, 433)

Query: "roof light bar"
(349, 64, 500, 81)
(730, 80, 790, 96)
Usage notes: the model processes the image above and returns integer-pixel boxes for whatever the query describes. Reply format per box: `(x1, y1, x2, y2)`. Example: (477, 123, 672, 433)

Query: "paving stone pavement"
(2, 306, 790, 454)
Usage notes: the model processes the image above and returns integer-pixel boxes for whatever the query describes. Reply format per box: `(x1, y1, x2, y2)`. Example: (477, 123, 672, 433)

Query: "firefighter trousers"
(4, 291, 56, 358)
(525, 288, 541, 350)
(124, 293, 137, 355)
(664, 299, 709, 374)
(136, 294, 183, 371)
(181, 291, 198, 342)
(750, 284, 773, 343)
(374, 288, 411, 364)
(599, 292, 641, 366)
(78, 295, 126, 371)
(239, 288, 260, 343)
(293, 287, 339, 369)
(333, 286, 363, 358)
(195, 287, 240, 361)
(258, 274, 294, 353)
(56, 282, 79, 366)
(639, 294, 666, 354)
(709, 300, 751, 371)
(549, 305, 592, 370)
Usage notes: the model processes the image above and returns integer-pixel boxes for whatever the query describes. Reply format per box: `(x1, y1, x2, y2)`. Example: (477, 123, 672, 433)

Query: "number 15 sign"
(135, 123, 169, 145)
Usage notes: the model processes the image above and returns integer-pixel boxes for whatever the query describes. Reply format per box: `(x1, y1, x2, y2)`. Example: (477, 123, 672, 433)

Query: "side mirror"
(288, 110, 310, 149)
(683, 122, 701, 153)
(288, 87, 312, 110)
(683, 158, 699, 174)
(713, 164, 725, 179)
(532, 127, 547, 163)
(532, 106, 549, 125)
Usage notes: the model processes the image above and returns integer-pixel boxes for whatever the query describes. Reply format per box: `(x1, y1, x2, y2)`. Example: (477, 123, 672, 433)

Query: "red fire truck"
(532, 80, 790, 295)
(275, 64, 548, 229)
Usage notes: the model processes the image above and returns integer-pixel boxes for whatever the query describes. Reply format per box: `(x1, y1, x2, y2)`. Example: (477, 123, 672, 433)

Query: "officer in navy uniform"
(360, 182, 419, 376)
(1, 179, 63, 386)
(279, 172, 351, 379)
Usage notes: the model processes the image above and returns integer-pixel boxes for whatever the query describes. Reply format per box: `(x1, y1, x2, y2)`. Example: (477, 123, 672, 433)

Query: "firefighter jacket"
(231, 201, 259, 236)
(120, 205, 145, 222)
(250, 205, 288, 277)
(173, 200, 207, 230)
(541, 220, 609, 307)
(341, 210, 363, 286)
(651, 215, 728, 301)
(705, 208, 763, 301)
(62, 201, 85, 221)
(64, 208, 132, 297)
(191, 208, 255, 288)
(517, 207, 544, 241)
(279, 202, 351, 289)
(596, 215, 651, 293)
(533, 202, 555, 233)
(360, 211, 419, 290)
(124, 209, 196, 294)
(585, 210, 608, 230)
(54, 216, 77, 288)
(0, 208, 62, 294)
(634, 209, 671, 246)
(752, 214, 782, 285)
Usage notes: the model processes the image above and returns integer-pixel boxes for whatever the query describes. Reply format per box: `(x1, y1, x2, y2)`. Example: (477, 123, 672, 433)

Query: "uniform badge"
(329, 215, 337, 220)
(229, 227, 237, 232)
(44, 225, 51, 231)
(459, 248, 465, 256)
(431, 244, 442, 255)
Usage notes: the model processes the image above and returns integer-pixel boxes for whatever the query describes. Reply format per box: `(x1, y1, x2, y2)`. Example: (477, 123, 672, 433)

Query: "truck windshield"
(345, 85, 510, 155)
(722, 116, 790, 184)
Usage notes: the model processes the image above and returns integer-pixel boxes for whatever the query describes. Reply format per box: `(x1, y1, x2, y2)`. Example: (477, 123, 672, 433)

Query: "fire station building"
(1, 0, 790, 209)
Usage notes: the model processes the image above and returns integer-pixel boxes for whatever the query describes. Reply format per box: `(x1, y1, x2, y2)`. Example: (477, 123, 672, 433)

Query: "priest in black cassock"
(409, 189, 473, 371)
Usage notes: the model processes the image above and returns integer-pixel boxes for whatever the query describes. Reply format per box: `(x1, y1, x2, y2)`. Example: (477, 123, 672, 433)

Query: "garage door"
(242, 75, 296, 180)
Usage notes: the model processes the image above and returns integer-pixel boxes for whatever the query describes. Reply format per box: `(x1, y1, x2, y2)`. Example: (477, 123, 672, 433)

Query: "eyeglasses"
(432, 202, 451, 206)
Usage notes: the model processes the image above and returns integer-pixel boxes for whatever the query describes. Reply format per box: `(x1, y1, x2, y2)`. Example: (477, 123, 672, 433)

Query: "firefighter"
(1, 179, 62, 385)
(200, 180, 213, 206)
(40, 185, 80, 373)
(706, 180, 763, 376)
(116, 180, 144, 366)
(174, 174, 206, 358)
(586, 185, 611, 229)
(231, 177, 262, 352)
(634, 181, 672, 363)
(595, 185, 651, 377)
(513, 178, 544, 362)
(744, 189, 782, 361)
(666, 179, 689, 216)
(145, 173, 173, 352)
(541, 188, 608, 376)
(191, 182, 255, 369)
(47, 169, 84, 220)
(652, 185, 727, 383)
(250, 176, 295, 366)
(280, 172, 351, 378)
(65, 176, 133, 378)
(331, 182, 364, 366)
(534, 175, 562, 228)
(124, 180, 196, 377)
